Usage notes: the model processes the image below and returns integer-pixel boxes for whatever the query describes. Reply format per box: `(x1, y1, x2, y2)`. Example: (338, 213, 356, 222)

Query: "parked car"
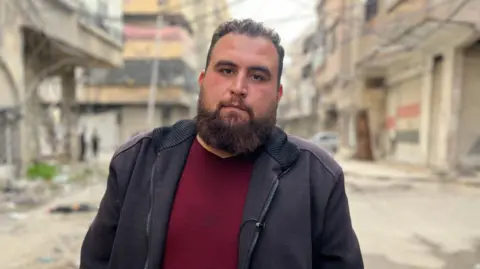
(309, 132, 339, 154)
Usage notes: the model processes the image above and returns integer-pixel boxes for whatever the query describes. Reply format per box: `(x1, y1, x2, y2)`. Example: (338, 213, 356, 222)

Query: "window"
(364, 0, 378, 21)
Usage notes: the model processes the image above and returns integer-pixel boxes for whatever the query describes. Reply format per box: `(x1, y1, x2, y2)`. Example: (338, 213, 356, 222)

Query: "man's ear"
(198, 70, 206, 85)
(277, 84, 283, 102)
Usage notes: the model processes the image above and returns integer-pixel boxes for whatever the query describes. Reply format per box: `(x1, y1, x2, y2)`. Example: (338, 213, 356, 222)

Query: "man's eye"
(251, 74, 265, 81)
(220, 68, 233, 75)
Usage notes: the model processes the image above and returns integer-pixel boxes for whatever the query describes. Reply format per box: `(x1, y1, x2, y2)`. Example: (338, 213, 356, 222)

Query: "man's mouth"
(222, 105, 246, 111)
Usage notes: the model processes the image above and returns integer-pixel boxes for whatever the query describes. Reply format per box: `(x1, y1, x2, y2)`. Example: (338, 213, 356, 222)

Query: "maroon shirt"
(162, 138, 254, 269)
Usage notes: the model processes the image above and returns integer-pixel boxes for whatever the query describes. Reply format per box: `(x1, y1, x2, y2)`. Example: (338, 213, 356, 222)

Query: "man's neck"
(196, 135, 233, 159)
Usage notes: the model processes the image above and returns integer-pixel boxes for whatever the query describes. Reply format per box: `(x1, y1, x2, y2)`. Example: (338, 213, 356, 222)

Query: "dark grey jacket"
(80, 120, 363, 269)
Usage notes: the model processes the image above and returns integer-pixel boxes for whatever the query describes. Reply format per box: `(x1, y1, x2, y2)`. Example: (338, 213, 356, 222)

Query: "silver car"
(309, 132, 338, 154)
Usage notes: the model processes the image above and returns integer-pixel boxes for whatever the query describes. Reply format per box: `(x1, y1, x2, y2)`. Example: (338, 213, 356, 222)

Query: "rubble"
(0, 163, 104, 234)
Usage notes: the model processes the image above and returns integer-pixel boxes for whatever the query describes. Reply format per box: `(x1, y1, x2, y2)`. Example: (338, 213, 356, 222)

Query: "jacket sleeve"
(80, 160, 122, 269)
(313, 171, 364, 269)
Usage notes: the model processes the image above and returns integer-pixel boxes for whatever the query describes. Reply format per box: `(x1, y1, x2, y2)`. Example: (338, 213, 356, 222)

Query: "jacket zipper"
(241, 167, 292, 269)
(144, 158, 158, 269)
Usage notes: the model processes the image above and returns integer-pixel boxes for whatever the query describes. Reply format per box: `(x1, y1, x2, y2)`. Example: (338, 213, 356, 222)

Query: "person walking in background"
(78, 129, 86, 162)
(91, 128, 100, 158)
(80, 19, 363, 269)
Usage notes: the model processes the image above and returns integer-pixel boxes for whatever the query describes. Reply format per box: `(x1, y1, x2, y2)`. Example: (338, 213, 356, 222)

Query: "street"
(347, 177, 480, 269)
(0, 164, 479, 269)
(1, 0, 479, 268)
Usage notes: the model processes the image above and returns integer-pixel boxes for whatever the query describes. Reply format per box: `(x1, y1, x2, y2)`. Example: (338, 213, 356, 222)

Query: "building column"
(436, 48, 463, 171)
(446, 48, 464, 171)
(20, 57, 42, 168)
(419, 54, 434, 165)
(61, 66, 78, 162)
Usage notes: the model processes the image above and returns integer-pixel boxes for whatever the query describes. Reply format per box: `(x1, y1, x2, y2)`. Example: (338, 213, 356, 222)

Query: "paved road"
(348, 177, 480, 269)
(1, 173, 479, 268)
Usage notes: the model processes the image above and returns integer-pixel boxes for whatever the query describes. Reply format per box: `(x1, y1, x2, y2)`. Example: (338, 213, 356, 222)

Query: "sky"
(228, 0, 317, 64)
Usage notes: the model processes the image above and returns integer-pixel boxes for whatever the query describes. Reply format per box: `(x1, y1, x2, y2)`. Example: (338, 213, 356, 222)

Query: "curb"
(343, 170, 480, 188)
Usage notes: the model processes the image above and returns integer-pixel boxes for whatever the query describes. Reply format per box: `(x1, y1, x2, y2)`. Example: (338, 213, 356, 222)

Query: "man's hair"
(204, 19, 285, 85)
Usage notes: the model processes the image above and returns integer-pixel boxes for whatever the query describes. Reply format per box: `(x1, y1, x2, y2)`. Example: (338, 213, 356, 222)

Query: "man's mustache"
(217, 100, 254, 117)
(219, 101, 248, 111)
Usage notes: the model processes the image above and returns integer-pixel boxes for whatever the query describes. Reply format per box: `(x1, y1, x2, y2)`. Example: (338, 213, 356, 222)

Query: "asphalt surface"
(1, 168, 479, 268)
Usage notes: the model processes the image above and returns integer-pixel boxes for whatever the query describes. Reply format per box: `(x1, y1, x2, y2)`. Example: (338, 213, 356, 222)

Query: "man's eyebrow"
(214, 60, 237, 67)
(249, 66, 271, 76)
(214, 60, 272, 77)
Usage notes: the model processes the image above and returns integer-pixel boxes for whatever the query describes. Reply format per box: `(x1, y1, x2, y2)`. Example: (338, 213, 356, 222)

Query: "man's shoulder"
(287, 135, 342, 177)
(111, 119, 196, 161)
(112, 130, 154, 160)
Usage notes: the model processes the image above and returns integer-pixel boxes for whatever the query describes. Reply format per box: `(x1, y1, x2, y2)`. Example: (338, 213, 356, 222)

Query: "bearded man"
(80, 19, 363, 269)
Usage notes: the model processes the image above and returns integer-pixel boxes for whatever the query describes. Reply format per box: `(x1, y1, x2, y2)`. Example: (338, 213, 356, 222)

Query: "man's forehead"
(210, 34, 279, 68)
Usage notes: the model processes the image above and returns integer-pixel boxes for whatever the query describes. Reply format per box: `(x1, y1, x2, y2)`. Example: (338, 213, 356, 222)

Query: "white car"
(309, 132, 338, 154)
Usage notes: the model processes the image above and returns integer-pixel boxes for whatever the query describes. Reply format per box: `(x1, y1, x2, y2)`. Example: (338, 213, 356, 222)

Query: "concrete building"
(278, 23, 320, 138)
(354, 0, 480, 172)
(79, 0, 226, 146)
(1, 0, 123, 175)
(312, 0, 480, 173)
(311, 0, 358, 140)
(179, 0, 230, 71)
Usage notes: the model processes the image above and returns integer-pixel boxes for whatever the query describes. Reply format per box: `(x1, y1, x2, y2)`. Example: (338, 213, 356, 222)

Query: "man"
(91, 128, 100, 159)
(78, 128, 86, 162)
(80, 19, 363, 269)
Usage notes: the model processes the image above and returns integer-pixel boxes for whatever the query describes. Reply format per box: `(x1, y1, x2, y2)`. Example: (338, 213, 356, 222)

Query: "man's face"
(196, 33, 283, 155)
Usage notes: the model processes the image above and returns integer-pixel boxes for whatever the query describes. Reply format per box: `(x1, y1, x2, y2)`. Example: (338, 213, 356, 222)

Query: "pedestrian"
(78, 128, 86, 162)
(80, 19, 363, 269)
(91, 128, 100, 158)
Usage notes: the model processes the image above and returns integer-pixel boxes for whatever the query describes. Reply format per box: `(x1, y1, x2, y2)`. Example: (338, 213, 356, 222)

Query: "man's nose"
(229, 72, 248, 96)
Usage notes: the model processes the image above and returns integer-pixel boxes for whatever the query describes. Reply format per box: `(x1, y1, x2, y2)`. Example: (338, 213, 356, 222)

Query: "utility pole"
(146, 12, 163, 129)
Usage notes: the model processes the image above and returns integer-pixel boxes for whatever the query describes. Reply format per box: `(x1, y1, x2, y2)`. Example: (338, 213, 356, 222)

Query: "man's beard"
(195, 88, 278, 156)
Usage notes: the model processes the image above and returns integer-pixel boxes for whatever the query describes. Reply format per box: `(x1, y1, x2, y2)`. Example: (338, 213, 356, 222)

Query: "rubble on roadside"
(0, 163, 103, 229)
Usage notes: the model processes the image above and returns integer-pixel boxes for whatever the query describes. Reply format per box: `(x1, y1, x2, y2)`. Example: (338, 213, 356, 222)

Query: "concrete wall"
(0, 1, 24, 108)
(119, 105, 189, 143)
(0, 67, 17, 109)
(80, 86, 192, 106)
(456, 44, 480, 169)
(79, 110, 121, 154)
(385, 74, 422, 164)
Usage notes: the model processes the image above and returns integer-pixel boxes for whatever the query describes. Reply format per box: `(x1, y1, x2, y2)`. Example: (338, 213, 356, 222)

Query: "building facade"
(178, 0, 230, 71)
(80, 0, 198, 146)
(80, 0, 229, 146)
(312, 0, 480, 173)
(278, 23, 320, 139)
(1, 0, 123, 175)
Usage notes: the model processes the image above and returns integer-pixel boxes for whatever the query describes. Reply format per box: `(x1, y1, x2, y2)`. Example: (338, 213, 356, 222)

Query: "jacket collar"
(151, 119, 300, 170)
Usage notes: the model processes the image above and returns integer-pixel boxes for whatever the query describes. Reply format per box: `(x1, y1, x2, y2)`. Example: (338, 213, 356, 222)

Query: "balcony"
(21, 0, 123, 68)
(123, 25, 196, 69)
(123, 0, 183, 15)
(357, 0, 478, 70)
(81, 58, 197, 107)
